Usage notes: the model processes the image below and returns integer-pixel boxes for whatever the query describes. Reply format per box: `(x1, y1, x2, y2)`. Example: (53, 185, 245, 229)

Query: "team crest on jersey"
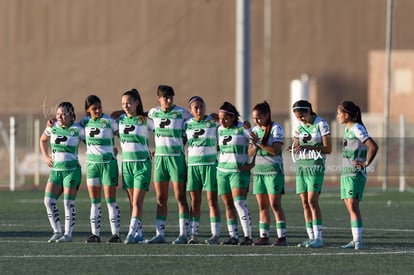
(206, 122, 211, 127)
(137, 118, 143, 125)
(101, 120, 108, 128)
(70, 129, 75, 136)
(172, 112, 177, 119)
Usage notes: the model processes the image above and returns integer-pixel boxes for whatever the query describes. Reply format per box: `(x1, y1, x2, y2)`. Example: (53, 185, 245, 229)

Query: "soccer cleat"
(107, 235, 122, 243)
(238, 237, 253, 246)
(306, 238, 323, 248)
(205, 235, 220, 245)
(354, 241, 363, 250)
(56, 235, 72, 243)
(272, 237, 287, 246)
(134, 235, 145, 243)
(172, 235, 188, 244)
(187, 235, 199, 244)
(145, 235, 166, 244)
(221, 237, 239, 245)
(253, 237, 270, 246)
(124, 234, 136, 244)
(48, 232, 63, 243)
(297, 239, 313, 248)
(341, 240, 363, 250)
(85, 234, 101, 243)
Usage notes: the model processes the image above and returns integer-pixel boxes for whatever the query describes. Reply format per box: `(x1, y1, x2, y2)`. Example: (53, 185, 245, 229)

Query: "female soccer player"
(41, 102, 84, 243)
(291, 100, 331, 248)
(184, 96, 221, 245)
(118, 89, 153, 244)
(337, 101, 378, 250)
(248, 101, 287, 246)
(217, 101, 254, 245)
(146, 85, 191, 244)
(81, 95, 121, 243)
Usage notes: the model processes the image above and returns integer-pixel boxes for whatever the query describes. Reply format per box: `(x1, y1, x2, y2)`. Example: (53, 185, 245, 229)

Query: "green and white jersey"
(44, 122, 84, 171)
(148, 105, 191, 156)
(293, 116, 330, 160)
(81, 114, 118, 163)
(118, 114, 153, 162)
(342, 122, 370, 177)
(217, 122, 250, 172)
(184, 114, 218, 166)
(252, 122, 284, 175)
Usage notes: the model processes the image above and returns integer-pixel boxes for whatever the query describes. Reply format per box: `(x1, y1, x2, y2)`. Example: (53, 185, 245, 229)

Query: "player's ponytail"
(123, 88, 145, 116)
(339, 101, 365, 127)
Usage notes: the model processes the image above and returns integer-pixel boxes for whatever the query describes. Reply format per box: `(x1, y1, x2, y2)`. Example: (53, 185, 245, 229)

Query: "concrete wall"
(369, 50, 414, 123)
(1, 0, 413, 121)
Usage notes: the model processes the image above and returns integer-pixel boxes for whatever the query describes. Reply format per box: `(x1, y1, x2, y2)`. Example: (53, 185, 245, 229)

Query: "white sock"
(234, 199, 251, 238)
(313, 224, 323, 240)
(63, 199, 75, 237)
(156, 218, 166, 237)
(190, 220, 199, 236)
(259, 221, 270, 238)
(276, 221, 286, 238)
(306, 222, 314, 240)
(179, 217, 189, 237)
(227, 220, 238, 239)
(90, 203, 101, 236)
(352, 227, 363, 242)
(128, 217, 138, 236)
(211, 221, 221, 237)
(135, 218, 143, 238)
(44, 197, 61, 233)
(107, 202, 120, 236)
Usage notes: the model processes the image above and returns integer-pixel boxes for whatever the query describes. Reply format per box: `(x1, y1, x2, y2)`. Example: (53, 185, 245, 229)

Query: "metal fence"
(1, 113, 413, 192)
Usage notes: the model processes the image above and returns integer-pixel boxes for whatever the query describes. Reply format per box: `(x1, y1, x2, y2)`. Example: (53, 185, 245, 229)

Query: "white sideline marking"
(1, 250, 414, 258)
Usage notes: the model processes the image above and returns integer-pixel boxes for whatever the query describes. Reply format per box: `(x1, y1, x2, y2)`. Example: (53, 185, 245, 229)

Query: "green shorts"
(153, 154, 186, 183)
(187, 164, 217, 192)
(122, 159, 152, 191)
(253, 173, 285, 195)
(86, 158, 119, 187)
(295, 159, 325, 194)
(341, 174, 366, 201)
(217, 170, 251, 196)
(48, 165, 82, 189)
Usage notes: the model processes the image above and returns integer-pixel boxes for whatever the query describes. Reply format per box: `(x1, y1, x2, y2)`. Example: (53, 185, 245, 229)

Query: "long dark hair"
(292, 100, 317, 116)
(219, 101, 240, 127)
(123, 88, 145, 116)
(252, 101, 272, 145)
(84, 95, 101, 116)
(339, 100, 364, 127)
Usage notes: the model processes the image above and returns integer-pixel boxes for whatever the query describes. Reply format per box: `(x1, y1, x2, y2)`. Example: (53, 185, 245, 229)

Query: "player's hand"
(47, 118, 56, 127)
(242, 120, 251, 129)
(44, 156, 53, 168)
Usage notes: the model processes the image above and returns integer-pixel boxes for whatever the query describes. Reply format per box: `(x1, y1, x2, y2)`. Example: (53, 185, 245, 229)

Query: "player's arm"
(39, 133, 53, 168)
(364, 138, 378, 167)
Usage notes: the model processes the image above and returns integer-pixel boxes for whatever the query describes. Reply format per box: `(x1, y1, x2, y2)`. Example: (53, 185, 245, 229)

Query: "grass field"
(1, 187, 414, 274)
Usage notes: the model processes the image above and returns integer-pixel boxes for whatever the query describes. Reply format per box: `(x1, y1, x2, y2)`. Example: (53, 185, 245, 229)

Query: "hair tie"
(219, 109, 235, 115)
(188, 96, 204, 106)
(292, 106, 310, 111)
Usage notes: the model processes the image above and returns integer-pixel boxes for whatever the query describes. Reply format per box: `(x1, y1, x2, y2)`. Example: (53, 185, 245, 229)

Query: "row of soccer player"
(41, 85, 377, 249)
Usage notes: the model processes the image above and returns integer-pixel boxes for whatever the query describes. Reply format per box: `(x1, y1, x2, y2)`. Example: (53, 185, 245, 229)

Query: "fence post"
(399, 114, 406, 192)
(34, 119, 40, 187)
(9, 116, 16, 191)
